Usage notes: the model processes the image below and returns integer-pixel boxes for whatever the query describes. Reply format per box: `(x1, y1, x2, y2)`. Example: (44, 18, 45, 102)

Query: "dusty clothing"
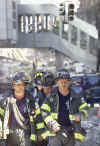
(0, 91, 34, 146)
(30, 87, 48, 145)
(6, 129, 31, 146)
(41, 87, 88, 145)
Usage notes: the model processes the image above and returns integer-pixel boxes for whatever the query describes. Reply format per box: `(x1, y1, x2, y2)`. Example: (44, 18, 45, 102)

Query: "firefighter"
(0, 71, 35, 146)
(34, 70, 45, 91)
(29, 70, 45, 102)
(30, 70, 45, 146)
(30, 71, 55, 146)
(41, 69, 88, 146)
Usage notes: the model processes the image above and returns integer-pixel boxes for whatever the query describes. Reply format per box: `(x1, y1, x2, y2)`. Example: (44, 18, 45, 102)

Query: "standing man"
(41, 69, 88, 146)
(0, 72, 35, 146)
(30, 70, 45, 146)
(30, 71, 55, 146)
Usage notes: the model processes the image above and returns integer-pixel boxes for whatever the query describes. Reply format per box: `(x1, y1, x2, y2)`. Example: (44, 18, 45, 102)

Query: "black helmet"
(56, 69, 71, 81)
(34, 70, 45, 85)
(42, 72, 54, 87)
(11, 72, 27, 84)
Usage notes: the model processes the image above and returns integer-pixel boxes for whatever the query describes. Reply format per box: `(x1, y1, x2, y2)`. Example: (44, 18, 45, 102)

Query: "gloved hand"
(56, 128, 73, 145)
(79, 127, 87, 136)
(50, 120, 61, 132)
(52, 123, 61, 132)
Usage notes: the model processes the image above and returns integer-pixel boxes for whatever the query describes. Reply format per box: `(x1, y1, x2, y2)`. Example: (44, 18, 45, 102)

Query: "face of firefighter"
(12, 82, 25, 100)
(43, 86, 52, 95)
(57, 78, 71, 95)
(37, 85, 43, 91)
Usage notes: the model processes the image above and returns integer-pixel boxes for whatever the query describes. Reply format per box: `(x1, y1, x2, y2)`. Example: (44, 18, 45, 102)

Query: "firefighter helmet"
(11, 72, 27, 84)
(56, 69, 71, 81)
(42, 71, 54, 87)
(34, 70, 45, 85)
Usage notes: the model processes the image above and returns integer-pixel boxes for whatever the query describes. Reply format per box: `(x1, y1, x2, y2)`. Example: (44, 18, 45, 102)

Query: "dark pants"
(36, 140, 48, 146)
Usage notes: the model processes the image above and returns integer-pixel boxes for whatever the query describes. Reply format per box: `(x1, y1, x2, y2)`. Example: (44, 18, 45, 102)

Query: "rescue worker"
(34, 70, 45, 91)
(29, 70, 45, 101)
(30, 70, 45, 146)
(30, 71, 55, 146)
(0, 72, 35, 146)
(41, 69, 88, 146)
(29, 70, 45, 113)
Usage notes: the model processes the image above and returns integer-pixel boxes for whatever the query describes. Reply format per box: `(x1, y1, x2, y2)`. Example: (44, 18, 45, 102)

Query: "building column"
(46, 15, 48, 31)
(77, 28, 80, 48)
(23, 15, 26, 33)
(41, 15, 44, 31)
(86, 35, 90, 52)
(50, 15, 53, 31)
(28, 15, 31, 32)
(59, 16, 63, 38)
(35, 15, 37, 32)
(68, 24, 72, 44)
(37, 15, 39, 31)
(55, 51, 64, 70)
(21, 15, 24, 32)
(18, 15, 21, 32)
(32, 15, 35, 32)
(48, 15, 50, 31)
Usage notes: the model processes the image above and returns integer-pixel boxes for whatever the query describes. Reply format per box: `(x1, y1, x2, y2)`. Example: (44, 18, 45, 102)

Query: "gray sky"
(21, 0, 60, 4)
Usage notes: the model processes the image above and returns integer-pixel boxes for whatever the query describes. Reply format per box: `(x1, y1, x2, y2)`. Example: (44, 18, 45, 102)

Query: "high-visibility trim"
(87, 104, 91, 107)
(30, 115, 34, 122)
(35, 72, 43, 78)
(94, 104, 99, 107)
(36, 122, 45, 129)
(41, 104, 51, 112)
(74, 133, 85, 141)
(44, 116, 53, 124)
(41, 131, 50, 139)
(80, 109, 88, 118)
(79, 103, 88, 110)
(35, 108, 41, 115)
(0, 107, 5, 116)
(30, 134, 37, 141)
(51, 113, 58, 119)
(48, 133, 56, 137)
(0, 119, 2, 137)
(69, 114, 75, 120)
(41, 130, 56, 139)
